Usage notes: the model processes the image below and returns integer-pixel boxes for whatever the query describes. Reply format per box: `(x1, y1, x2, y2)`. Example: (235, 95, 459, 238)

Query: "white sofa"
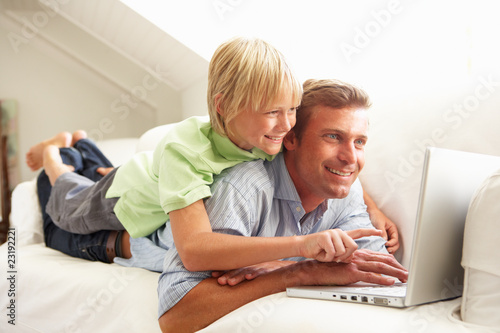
(1, 111, 499, 332)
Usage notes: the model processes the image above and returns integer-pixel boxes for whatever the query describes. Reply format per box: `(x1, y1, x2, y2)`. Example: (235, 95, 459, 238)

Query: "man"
(153, 79, 408, 332)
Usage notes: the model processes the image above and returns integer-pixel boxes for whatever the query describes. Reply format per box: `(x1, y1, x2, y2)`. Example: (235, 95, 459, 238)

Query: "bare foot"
(26, 132, 72, 171)
(71, 130, 88, 146)
(97, 167, 114, 176)
(43, 145, 75, 186)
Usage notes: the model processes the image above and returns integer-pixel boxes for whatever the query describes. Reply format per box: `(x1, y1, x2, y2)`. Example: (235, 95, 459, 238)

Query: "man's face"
(283, 105, 368, 209)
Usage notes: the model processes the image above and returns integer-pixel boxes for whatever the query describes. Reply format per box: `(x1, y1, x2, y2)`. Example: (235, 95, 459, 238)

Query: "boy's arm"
(169, 200, 296, 271)
(169, 200, 382, 271)
(159, 249, 408, 333)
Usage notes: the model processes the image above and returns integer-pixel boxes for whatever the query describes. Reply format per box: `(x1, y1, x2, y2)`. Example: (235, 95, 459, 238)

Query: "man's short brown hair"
(292, 79, 371, 140)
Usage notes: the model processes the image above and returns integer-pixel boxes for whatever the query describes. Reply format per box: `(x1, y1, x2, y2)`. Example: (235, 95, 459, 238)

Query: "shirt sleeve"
(157, 247, 211, 318)
(157, 142, 215, 214)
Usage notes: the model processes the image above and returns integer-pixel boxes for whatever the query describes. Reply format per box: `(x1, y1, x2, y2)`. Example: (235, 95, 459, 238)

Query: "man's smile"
(325, 167, 353, 177)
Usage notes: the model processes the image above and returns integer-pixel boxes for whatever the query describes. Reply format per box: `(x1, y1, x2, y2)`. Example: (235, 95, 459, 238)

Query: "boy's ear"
(214, 93, 224, 116)
(283, 130, 298, 151)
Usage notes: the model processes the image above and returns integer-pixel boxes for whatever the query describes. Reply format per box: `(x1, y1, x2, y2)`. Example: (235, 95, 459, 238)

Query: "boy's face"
(283, 105, 368, 208)
(226, 91, 298, 155)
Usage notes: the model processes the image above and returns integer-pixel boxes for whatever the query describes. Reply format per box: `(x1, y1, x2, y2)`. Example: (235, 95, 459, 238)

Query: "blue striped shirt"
(118, 153, 387, 318)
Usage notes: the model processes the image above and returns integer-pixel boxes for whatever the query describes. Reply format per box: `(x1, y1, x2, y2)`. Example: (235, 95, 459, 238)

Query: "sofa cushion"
(461, 169, 500, 328)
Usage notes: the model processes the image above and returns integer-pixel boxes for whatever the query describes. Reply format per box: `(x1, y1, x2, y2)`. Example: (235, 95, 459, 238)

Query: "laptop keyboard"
(350, 283, 407, 296)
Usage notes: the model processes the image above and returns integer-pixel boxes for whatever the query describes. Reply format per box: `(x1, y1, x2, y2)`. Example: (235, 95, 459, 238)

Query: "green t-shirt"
(106, 116, 275, 238)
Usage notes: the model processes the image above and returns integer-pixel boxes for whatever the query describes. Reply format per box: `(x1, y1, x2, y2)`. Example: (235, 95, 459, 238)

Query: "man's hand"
(213, 260, 296, 286)
(299, 228, 383, 263)
(368, 208, 400, 254)
(294, 249, 408, 286)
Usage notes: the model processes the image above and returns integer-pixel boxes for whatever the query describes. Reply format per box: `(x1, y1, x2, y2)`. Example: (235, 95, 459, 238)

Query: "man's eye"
(326, 134, 338, 140)
(355, 139, 366, 147)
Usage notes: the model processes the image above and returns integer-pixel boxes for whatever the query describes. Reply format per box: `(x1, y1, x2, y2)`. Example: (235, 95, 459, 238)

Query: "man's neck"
(283, 153, 326, 214)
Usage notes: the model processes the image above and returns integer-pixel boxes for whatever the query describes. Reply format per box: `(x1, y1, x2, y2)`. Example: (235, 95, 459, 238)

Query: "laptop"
(287, 147, 500, 308)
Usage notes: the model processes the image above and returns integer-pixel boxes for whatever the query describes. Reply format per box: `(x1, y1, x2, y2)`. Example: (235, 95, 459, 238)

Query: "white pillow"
(96, 138, 139, 166)
(135, 124, 175, 152)
(135, 116, 210, 153)
(461, 169, 500, 328)
(10, 179, 44, 246)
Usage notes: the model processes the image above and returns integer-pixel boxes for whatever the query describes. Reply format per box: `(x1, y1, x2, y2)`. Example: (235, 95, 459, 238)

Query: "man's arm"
(159, 249, 408, 333)
(363, 189, 400, 253)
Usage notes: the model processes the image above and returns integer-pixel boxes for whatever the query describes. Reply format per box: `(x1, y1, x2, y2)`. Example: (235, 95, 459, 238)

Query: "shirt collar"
(268, 153, 329, 217)
(267, 153, 299, 200)
(211, 130, 276, 162)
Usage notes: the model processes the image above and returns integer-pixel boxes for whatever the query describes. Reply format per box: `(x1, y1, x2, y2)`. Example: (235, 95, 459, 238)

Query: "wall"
(122, 0, 500, 85)
(179, 75, 208, 120)
(0, 8, 185, 182)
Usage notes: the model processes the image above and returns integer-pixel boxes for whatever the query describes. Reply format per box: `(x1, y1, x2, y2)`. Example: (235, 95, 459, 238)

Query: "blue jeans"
(37, 139, 115, 263)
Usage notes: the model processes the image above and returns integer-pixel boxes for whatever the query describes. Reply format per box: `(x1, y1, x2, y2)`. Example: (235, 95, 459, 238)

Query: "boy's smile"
(226, 90, 298, 155)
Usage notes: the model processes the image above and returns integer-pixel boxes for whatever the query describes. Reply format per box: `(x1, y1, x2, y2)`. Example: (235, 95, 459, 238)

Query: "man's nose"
(338, 143, 357, 165)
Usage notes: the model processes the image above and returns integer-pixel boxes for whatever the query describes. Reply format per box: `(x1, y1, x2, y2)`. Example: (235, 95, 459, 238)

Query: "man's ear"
(214, 93, 224, 116)
(283, 130, 298, 151)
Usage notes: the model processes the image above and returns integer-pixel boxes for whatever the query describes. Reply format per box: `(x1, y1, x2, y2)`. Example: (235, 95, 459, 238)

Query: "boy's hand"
(300, 228, 383, 263)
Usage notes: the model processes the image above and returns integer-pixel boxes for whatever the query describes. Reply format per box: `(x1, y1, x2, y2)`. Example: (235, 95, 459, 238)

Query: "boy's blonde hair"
(207, 37, 302, 136)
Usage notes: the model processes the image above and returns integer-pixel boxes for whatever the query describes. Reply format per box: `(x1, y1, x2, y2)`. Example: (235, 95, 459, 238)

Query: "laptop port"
(340, 295, 347, 300)
(374, 297, 389, 305)
(361, 296, 368, 303)
(351, 296, 357, 301)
